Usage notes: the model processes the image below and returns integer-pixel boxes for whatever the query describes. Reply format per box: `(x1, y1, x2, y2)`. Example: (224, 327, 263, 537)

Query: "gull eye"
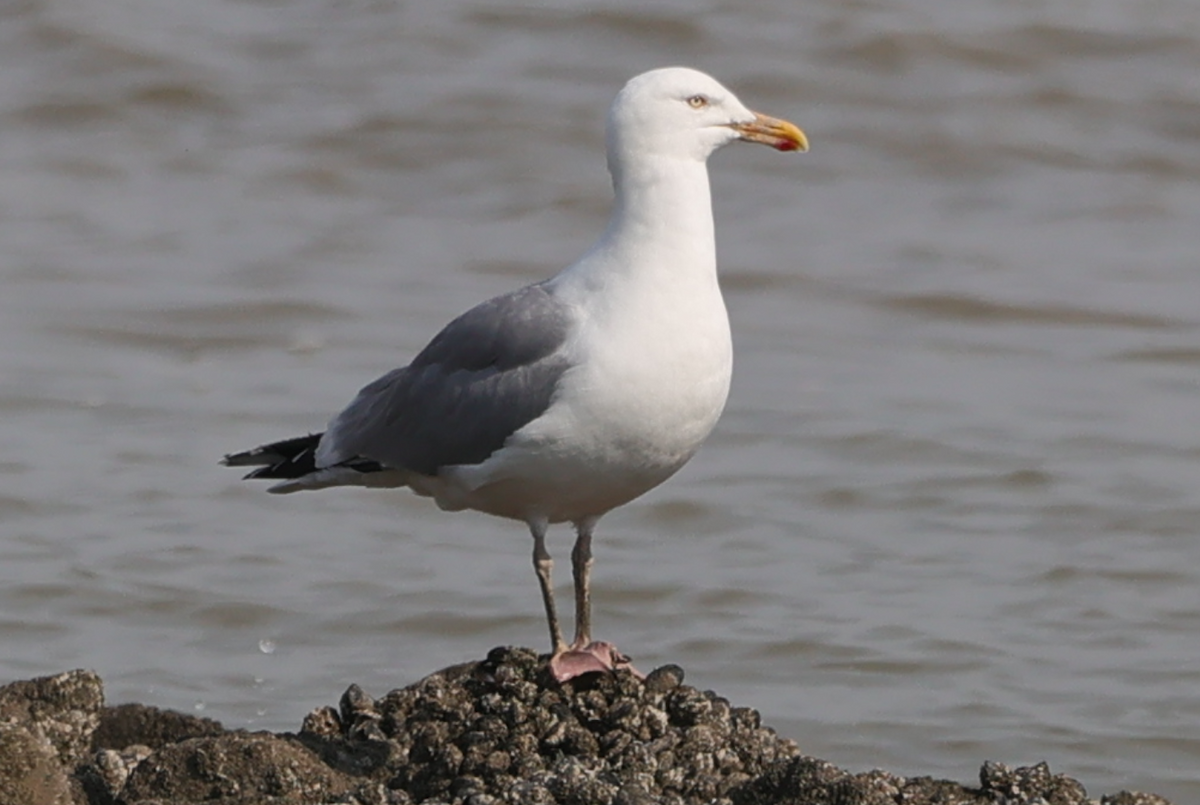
(686, 94, 709, 109)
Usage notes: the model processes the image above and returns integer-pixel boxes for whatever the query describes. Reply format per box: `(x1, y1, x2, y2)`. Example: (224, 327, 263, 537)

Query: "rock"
(92, 702, 225, 751)
(120, 731, 356, 804)
(1100, 793, 1175, 805)
(0, 721, 76, 805)
(354, 646, 801, 804)
(76, 744, 154, 805)
(979, 760, 1088, 803)
(732, 757, 1174, 805)
(730, 755, 909, 805)
(0, 669, 104, 768)
(73, 700, 225, 804)
(0, 650, 1181, 805)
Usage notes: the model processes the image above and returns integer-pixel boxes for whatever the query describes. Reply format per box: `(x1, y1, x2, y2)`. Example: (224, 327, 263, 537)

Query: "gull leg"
(547, 517, 639, 682)
(529, 517, 566, 655)
(570, 517, 596, 648)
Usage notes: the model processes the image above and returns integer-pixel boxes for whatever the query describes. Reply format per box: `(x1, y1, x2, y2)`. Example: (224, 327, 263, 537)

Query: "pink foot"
(549, 641, 642, 682)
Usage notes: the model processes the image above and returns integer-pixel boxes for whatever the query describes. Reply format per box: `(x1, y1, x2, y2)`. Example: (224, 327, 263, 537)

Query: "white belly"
(423, 283, 733, 523)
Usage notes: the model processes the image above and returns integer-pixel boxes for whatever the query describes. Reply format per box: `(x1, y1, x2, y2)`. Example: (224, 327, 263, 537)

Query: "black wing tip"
(222, 431, 390, 483)
(221, 433, 325, 475)
(241, 465, 281, 481)
(221, 450, 262, 467)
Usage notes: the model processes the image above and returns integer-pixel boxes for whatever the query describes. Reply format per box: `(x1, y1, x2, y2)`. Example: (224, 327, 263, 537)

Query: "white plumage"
(224, 67, 807, 680)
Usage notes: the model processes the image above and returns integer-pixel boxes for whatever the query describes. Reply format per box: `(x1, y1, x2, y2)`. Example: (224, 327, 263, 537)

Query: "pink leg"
(548, 518, 640, 681)
(528, 517, 567, 655)
(571, 517, 595, 647)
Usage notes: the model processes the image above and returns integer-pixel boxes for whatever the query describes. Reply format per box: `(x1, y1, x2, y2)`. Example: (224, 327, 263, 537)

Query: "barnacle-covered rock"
(0, 720, 76, 805)
(0, 652, 1180, 804)
(92, 702, 225, 752)
(0, 669, 104, 768)
(120, 730, 357, 803)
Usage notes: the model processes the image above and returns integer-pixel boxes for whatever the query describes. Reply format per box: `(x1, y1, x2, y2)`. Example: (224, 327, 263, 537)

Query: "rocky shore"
(0, 646, 1172, 805)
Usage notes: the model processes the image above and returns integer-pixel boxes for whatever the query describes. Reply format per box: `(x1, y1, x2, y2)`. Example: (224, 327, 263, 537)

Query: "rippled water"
(2, 0, 1198, 800)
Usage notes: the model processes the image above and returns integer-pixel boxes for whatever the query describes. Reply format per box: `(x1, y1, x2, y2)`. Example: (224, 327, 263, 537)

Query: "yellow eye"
(687, 94, 709, 109)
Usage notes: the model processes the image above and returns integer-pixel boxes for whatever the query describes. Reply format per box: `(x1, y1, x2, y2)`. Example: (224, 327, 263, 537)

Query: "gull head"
(605, 67, 808, 170)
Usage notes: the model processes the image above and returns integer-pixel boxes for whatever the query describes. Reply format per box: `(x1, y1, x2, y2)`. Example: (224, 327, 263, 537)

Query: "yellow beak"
(729, 112, 808, 153)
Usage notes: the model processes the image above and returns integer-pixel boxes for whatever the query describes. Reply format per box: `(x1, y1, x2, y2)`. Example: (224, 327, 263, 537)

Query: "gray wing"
(320, 283, 574, 476)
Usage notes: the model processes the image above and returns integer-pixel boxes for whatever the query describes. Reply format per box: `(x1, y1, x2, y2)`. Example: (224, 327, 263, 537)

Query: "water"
(2, 0, 1198, 800)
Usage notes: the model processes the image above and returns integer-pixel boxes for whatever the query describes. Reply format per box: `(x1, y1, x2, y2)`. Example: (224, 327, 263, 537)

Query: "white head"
(605, 67, 807, 173)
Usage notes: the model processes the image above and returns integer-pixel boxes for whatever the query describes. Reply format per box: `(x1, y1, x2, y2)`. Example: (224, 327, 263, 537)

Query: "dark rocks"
(729, 757, 1171, 805)
(1099, 793, 1175, 805)
(0, 720, 76, 805)
(75, 703, 227, 805)
(979, 759, 1088, 804)
(121, 731, 357, 804)
(76, 743, 154, 805)
(0, 650, 1179, 804)
(356, 646, 798, 804)
(0, 669, 104, 769)
(93, 702, 225, 751)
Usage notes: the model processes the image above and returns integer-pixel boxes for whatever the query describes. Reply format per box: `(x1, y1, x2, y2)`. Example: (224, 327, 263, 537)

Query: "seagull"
(223, 67, 807, 681)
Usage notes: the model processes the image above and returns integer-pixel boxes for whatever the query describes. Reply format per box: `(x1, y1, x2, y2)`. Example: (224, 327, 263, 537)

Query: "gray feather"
(322, 283, 573, 475)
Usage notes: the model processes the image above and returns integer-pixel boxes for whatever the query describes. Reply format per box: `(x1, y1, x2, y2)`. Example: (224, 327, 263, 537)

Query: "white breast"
(435, 251, 732, 524)
(428, 139, 733, 523)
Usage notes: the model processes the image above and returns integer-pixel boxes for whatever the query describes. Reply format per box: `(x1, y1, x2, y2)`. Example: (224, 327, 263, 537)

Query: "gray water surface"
(2, 0, 1198, 800)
